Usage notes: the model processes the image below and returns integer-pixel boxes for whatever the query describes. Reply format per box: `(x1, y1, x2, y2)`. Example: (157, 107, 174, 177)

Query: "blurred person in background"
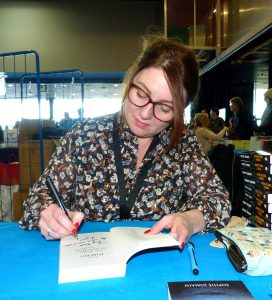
(208, 107, 225, 134)
(228, 97, 255, 140)
(254, 88, 272, 136)
(194, 112, 228, 155)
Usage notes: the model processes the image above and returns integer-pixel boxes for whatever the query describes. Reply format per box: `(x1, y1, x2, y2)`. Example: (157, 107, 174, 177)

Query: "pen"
(45, 177, 78, 238)
(187, 242, 199, 275)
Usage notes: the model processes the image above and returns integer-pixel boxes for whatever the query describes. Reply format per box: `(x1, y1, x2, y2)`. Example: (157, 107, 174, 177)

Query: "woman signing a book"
(19, 35, 231, 248)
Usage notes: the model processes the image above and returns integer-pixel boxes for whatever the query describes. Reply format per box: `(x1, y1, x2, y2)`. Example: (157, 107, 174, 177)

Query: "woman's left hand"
(146, 209, 205, 248)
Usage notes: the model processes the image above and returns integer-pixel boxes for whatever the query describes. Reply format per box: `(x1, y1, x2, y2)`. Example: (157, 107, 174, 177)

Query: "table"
(0, 221, 271, 300)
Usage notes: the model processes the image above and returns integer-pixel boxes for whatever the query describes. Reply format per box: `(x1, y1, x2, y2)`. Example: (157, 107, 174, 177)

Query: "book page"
(59, 232, 125, 283)
(110, 227, 180, 263)
(58, 227, 179, 283)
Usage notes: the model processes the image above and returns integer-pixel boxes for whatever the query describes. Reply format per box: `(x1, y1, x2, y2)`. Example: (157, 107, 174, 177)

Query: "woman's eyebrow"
(135, 81, 151, 94)
(135, 81, 173, 103)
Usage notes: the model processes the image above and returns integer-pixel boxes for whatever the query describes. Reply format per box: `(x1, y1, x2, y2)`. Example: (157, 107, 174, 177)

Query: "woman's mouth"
(135, 117, 148, 129)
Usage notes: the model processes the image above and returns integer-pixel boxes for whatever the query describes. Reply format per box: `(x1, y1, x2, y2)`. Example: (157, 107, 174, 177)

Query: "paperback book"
(59, 226, 179, 283)
(167, 281, 254, 300)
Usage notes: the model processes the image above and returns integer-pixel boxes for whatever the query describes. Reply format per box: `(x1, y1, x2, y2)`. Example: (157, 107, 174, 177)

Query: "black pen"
(187, 242, 199, 275)
(45, 177, 78, 238)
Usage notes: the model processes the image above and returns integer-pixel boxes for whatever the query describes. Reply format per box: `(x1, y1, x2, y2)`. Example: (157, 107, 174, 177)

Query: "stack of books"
(239, 150, 272, 230)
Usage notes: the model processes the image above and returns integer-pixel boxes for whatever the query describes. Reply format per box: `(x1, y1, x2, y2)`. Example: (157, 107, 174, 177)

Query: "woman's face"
(124, 67, 173, 138)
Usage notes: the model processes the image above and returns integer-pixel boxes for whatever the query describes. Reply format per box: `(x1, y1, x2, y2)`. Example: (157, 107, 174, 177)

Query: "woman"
(19, 36, 231, 247)
(194, 112, 228, 154)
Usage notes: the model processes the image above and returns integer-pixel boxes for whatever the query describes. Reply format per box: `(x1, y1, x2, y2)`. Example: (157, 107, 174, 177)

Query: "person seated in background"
(58, 112, 73, 132)
(254, 88, 272, 136)
(19, 35, 231, 247)
(228, 96, 255, 140)
(194, 112, 229, 155)
(74, 108, 84, 123)
(208, 107, 225, 133)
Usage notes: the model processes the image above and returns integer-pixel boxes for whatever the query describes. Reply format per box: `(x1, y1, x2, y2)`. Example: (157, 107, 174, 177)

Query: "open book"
(59, 226, 179, 283)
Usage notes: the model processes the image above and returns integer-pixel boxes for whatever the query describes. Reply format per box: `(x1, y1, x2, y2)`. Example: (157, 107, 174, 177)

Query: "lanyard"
(112, 114, 160, 219)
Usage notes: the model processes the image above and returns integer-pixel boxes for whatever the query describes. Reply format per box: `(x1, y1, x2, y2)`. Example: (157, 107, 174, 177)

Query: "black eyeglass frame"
(128, 82, 174, 123)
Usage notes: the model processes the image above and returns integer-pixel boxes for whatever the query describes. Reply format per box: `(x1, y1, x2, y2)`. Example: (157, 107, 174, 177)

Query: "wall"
(0, 0, 163, 72)
(227, 0, 272, 46)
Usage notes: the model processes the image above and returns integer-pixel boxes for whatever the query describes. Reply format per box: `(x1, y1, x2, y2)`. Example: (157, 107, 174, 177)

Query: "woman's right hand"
(38, 204, 84, 240)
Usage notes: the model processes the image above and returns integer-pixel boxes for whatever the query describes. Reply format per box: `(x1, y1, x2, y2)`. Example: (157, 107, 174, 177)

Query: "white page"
(59, 232, 125, 283)
(110, 227, 180, 263)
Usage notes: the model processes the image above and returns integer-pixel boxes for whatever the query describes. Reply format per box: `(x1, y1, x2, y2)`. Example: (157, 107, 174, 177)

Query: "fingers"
(149, 215, 172, 234)
(146, 213, 191, 249)
(69, 211, 84, 228)
(39, 204, 84, 240)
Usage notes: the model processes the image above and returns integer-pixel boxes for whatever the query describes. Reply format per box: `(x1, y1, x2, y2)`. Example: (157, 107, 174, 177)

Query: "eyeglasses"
(128, 82, 174, 122)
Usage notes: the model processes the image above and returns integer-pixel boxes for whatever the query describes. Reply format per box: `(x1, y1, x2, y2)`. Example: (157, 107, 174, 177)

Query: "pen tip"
(193, 269, 199, 275)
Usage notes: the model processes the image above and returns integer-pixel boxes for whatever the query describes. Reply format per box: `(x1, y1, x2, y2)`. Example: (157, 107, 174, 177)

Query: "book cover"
(255, 172, 272, 184)
(167, 281, 255, 299)
(252, 215, 272, 230)
(256, 200, 272, 213)
(254, 151, 272, 164)
(254, 162, 272, 174)
(256, 188, 272, 202)
(58, 227, 179, 283)
(239, 150, 272, 164)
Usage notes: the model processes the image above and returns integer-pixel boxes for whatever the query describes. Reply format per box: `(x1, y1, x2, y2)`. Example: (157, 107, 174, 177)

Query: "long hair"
(120, 35, 199, 150)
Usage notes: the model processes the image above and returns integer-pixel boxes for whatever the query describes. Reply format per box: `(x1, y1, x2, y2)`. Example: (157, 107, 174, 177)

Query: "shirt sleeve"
(19, 127, 79, 231)
(179, 136, 231, 232)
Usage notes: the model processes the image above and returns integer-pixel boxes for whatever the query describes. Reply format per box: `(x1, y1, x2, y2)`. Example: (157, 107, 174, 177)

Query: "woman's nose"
(139, 103, 154, 119)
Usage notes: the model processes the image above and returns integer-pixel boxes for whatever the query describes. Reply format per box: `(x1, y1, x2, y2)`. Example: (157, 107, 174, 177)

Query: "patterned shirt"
(19, 113, 231, 231)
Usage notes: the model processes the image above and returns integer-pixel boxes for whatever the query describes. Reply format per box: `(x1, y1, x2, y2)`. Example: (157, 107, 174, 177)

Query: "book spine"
(251, 218, 272, 230)
(241, 169, 255, 178)
(240, 161, 252, 170)
(255, 172, 272, 184)
(255, 204, 272, 217)
(252, 215, 272, 230)
(254, 153, 272, 164)
(254, 163, 272, 174)
(256, 198, 272, 212)
(243, 176, 258, 186)
(241, 199, 255, 212)
(243, 191, 255, 202)
(244, 183, 255, 194)
(259, 180, 272, 190)
(255, 188, 272, 201)
(239, 152, 255, 161)
(240, 151, 272, 163)
(241, 206, 254, 221)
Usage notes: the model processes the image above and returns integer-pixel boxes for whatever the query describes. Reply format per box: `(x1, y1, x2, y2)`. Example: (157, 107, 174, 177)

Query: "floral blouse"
(19, 113, 231, 231)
